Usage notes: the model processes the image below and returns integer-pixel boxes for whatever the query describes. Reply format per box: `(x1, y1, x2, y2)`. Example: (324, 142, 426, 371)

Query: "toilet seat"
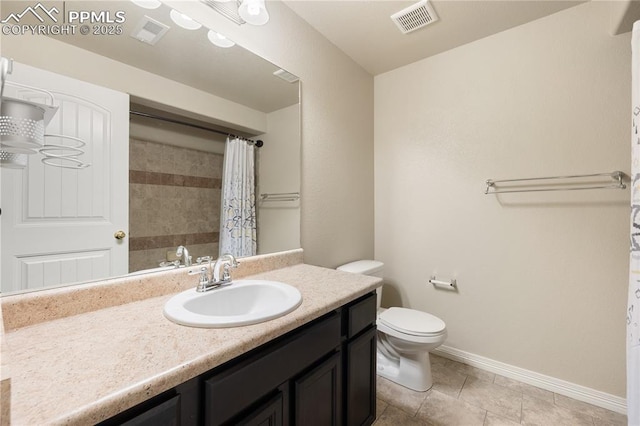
(378, 307, 446, 337)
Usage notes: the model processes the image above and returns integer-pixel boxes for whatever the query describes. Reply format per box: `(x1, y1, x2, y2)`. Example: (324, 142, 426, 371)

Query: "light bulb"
(170, 9, 202, 30)
(131, 0, 161, 9)
(207, 30, 235, 48)
(238, 0, 269, 25)
(248, 3, 260, 15)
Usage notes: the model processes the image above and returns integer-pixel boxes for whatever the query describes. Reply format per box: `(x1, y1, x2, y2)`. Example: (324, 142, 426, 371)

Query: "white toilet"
(337, 260, 447, 392)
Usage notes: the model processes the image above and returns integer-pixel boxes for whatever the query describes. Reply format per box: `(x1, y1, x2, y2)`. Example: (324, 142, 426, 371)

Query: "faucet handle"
(221, 263, 231, 280)
(188, 267, 210, 291)
(196, 256, 213, 264)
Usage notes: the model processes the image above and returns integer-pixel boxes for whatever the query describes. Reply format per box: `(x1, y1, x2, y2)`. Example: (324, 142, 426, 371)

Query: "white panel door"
(1, 62, 129, 293)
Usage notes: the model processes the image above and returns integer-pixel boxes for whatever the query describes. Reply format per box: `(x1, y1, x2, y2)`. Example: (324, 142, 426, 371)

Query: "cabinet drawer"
(120, 396, 180, 426)
(204, 312, 342, 425)
(346, 293, 377, 338)
(98, 394, 181, 426)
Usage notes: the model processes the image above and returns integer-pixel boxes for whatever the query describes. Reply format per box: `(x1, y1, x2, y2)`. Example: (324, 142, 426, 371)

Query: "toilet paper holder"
(429, 276, 457, 289)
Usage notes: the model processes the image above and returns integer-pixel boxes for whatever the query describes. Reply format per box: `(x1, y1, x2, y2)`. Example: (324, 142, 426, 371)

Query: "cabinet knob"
(114, 230, 126, 240)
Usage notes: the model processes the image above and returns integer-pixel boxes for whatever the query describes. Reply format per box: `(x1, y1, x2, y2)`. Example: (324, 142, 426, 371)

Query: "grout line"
(457, 374, 469, 399)
(376, 399, 388, 421)
(414, 390, 431, 419)
(519, 396, 523, 424)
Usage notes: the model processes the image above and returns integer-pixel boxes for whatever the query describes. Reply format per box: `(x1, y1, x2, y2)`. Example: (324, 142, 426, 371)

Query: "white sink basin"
(163, 280, 302, 328)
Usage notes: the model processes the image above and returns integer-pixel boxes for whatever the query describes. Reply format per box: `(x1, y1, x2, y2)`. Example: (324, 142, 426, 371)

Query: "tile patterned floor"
(373, 354, 627, 426)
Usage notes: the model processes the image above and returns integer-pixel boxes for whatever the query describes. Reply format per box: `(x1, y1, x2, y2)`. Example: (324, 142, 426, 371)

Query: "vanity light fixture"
(202, 0, 245, 25)
(238, 0, 269, 26)
(207, 30, 235, 48)
(130, 0, 162, 9)
(170, 9, 202, 30)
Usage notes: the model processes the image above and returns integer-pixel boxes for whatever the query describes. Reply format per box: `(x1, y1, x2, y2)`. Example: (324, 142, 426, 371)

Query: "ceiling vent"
(273, 69, 299, 83)
(390, 0, 439, 34)
(130, 15, 170, 45)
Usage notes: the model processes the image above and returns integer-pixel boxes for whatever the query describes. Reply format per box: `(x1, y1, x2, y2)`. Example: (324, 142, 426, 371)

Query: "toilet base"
(376, 348, 433, 392)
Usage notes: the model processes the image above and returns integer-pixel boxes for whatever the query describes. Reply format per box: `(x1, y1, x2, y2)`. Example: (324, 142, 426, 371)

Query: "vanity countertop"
(1, 258, 381, 425)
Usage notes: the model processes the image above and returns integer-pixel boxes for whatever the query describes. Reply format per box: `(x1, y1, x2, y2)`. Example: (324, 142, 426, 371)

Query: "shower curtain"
(219, 137, 256, 258)
(629, 21, 640, 426)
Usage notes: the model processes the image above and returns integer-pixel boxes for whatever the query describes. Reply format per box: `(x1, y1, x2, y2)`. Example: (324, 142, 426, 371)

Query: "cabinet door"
(294, 352, 342, 426)
(345, 327, 376, 426)
(236, 392, 284, 426)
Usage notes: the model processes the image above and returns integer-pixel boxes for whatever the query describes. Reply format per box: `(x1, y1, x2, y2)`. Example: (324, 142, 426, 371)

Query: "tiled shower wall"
(129, 138, 223, 272)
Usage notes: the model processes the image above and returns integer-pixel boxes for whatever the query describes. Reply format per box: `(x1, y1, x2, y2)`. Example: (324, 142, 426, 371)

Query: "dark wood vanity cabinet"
(100, 292, 377, 426)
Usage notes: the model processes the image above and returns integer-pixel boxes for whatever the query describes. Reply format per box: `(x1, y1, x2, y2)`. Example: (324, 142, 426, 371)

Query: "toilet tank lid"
(337, 260, 384, 274)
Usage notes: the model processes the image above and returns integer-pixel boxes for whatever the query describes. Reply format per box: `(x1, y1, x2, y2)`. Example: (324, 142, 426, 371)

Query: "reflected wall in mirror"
(0, 0, 301, 294)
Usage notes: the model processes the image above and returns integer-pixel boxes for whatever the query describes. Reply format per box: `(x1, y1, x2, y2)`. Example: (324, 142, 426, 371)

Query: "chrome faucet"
(176, 245, 192, 267)
(188, 253, 239, 292)
(213, 253, 239, 284)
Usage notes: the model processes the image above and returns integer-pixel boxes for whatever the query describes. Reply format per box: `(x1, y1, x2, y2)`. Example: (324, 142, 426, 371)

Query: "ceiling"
(0, 0, 587, 106)
(284, 0, 586, 75)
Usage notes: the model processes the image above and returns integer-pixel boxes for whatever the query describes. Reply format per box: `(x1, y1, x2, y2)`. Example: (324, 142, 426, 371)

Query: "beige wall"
(257, 104, 301, 254)
(167, 1, 375, 268)
(375, 1, 630, 397)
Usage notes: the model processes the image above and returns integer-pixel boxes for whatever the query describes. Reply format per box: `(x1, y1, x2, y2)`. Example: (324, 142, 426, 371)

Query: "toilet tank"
(337, 260, 384, 309)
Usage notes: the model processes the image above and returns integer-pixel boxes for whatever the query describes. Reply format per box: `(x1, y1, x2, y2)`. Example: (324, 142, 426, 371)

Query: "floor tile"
(593, 415, 629, 426)
(375, 356, 623, 426)
(459, 376, 523, 422)
(431, 361, 468, 398)
(554, 394, 627, 426)
(373, 405, 429, 426)
(416, 389, 487, 426)
(430, 353, 449, 366)
(521, 394, 594, 426)
(493, 374, 554, 403)
(377, 375, 429, 416)
(445, 359, 496, 383)
(376, 398, 389, 419)
(483, 412, 521, 426)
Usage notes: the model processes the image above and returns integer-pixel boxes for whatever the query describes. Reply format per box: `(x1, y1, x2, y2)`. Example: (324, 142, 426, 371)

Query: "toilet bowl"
(337, 260, 447, 392)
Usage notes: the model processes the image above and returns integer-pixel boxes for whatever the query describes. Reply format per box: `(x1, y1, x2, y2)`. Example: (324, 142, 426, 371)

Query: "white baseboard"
(432, 345, 627, 415)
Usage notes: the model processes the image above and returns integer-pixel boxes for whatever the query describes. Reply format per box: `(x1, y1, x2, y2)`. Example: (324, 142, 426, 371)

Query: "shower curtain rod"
(129, 110, 264, 147)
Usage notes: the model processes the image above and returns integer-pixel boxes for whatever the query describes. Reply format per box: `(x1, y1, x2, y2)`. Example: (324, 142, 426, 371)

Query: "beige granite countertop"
(1, 250, 381, 425)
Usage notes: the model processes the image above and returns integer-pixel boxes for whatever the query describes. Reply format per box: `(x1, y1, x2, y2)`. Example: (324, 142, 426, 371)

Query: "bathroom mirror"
(0, 0, 301, 294)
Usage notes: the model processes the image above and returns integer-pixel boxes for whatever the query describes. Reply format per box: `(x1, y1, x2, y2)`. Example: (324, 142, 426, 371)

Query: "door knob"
(114, 230, 126, 240)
